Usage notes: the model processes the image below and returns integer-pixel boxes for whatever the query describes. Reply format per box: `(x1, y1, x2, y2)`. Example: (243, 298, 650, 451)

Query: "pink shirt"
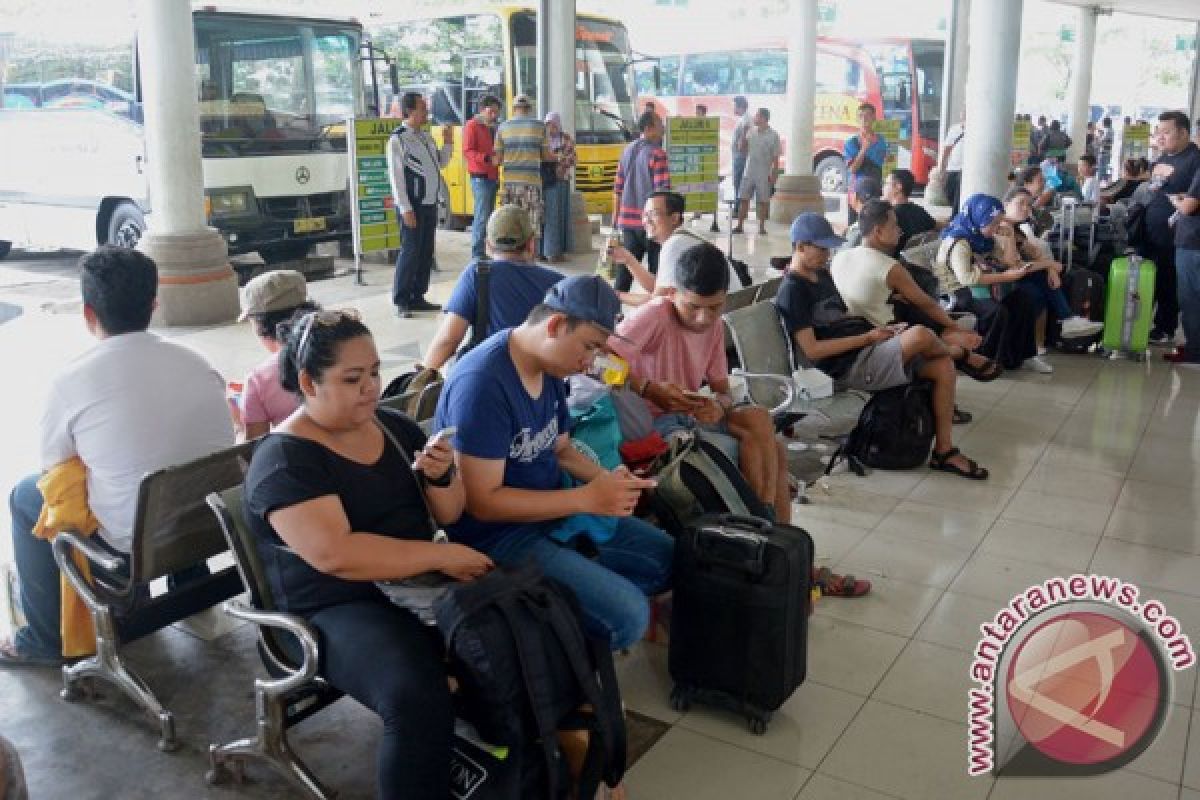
(610, 298, 728, 415)
(241, 354, 298, 428)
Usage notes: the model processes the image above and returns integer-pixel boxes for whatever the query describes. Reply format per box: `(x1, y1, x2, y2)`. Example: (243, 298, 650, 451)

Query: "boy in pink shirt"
(237, 270, 317, 440)
(610, 242, 791, 523)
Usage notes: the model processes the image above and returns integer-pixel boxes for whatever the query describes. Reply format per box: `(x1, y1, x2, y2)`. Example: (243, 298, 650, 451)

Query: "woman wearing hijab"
(540, 111, 578, 263)
(933, 193, 1049, 372)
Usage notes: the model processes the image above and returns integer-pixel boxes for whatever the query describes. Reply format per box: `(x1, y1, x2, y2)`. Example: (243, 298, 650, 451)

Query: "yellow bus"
(368, 6, 638, 224)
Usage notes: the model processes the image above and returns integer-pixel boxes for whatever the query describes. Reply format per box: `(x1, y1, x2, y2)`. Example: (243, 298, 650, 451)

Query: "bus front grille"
(574, 162, 618, 194)
(260, 191, 345, 220)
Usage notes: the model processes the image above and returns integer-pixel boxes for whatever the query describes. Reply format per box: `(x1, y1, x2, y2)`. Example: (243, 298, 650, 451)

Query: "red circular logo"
(1005, 611, 1163, 766)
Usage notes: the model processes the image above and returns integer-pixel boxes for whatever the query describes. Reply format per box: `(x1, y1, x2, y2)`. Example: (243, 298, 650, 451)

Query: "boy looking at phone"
(608, 242, 794, 524)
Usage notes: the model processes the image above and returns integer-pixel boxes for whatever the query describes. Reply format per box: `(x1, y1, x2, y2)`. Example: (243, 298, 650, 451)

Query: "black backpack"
(648, 431, 774, 536)
(1052, 268, 1105, 354)
(436, 563, 626, 800)
(827, 382, 934, 475)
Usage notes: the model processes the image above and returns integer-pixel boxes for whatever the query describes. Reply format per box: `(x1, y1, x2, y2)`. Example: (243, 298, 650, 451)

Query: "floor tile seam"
(790, 771, 908, 800)
(1100, 527, 1200, 559)
(667, 713, 827, 772)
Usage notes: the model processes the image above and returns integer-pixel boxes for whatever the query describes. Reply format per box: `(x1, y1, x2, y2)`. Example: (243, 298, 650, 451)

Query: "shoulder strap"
(467, 259, 492, 353)
(374, 413, 442, 539)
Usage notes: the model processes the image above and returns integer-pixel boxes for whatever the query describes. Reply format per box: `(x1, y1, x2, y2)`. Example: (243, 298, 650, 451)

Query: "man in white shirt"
(608, 191, 740, 306)
(2, 247, 233, 666)
(1078, 154, 1100, 203)
(941, 111, 966, 213)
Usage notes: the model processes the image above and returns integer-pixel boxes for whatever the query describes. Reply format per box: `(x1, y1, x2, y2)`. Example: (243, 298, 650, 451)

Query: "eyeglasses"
(642, 208, 663, 220)
(294, 308, 362, 368)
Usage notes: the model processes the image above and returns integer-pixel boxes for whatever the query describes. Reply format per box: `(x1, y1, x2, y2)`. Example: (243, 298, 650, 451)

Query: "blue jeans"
(393, 204, 438, 308)
(483, 517, 673, 650)
(1017, 270, 1073, 320)
(1177, 248, 1200, 360)
(540, 181, 569, 260)
(732, 155, 747, 203)
(469, 176, 498, 260)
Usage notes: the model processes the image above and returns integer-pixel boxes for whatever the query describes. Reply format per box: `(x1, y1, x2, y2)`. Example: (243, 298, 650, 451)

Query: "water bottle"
(596, 232, 618, 281)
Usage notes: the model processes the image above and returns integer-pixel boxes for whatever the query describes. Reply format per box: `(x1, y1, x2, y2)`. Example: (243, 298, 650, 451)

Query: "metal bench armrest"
(222, 599, 320, 694)
(52, 531, 123, 613)
(736, 371, 796, 417)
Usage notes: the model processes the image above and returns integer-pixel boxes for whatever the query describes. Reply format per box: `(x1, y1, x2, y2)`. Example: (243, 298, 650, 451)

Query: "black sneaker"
(1148, 330, 1174, 346)
(409, 298, 442, 312)
(395, 304, 413, 319)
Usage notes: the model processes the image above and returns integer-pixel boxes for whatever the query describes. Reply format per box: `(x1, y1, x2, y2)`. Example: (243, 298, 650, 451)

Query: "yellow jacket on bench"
(33, 458, 98, 658)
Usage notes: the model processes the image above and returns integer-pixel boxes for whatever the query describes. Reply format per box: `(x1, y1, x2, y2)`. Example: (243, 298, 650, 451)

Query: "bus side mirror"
(653, 65, 661, 91)
(389, 64, 400, 94)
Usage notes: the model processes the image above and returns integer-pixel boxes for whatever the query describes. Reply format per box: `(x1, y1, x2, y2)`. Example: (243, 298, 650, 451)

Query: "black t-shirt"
(774, 271, 868, 379)
(893, 201, 938, 253)
(1147, 143, 1200, 247)
(1179, 168, 1200, 251)
(243, 407, 433, 615)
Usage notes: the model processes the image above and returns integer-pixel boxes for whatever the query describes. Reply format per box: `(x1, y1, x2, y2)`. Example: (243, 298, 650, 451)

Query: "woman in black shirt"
(243, 310, 492, 800)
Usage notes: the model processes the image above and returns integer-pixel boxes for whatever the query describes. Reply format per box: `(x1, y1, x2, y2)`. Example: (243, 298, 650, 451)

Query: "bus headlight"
(205, 189, 254, 218)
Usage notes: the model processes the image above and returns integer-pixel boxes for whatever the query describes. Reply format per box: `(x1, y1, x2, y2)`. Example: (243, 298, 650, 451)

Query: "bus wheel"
(259, 242, 312, 264)
(0, 241, 10, 260)
(107, 203, 146, 249)
(814, 156, 847, 194)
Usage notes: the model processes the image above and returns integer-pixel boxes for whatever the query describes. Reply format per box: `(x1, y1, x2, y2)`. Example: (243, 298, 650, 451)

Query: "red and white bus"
(636, 37, 944, 193)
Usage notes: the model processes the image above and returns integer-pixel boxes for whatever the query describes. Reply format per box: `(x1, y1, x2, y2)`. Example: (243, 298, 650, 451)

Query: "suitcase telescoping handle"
(695, 524, 767, 579)
(715, 513, 772, 532)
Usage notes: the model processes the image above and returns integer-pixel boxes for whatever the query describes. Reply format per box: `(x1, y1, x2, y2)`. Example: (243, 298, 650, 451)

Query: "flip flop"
(929, 447, 989, 481)
(952, 406, 973, 425)
(813, 566, 871, 598)
(955, 351, 1003, 382)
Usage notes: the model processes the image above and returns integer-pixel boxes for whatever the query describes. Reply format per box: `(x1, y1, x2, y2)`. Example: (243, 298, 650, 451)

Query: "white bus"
(0, 9, 370, 263)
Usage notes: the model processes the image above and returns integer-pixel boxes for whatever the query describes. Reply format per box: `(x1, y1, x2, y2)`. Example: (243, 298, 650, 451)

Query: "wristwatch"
(423, 462, 457, 489)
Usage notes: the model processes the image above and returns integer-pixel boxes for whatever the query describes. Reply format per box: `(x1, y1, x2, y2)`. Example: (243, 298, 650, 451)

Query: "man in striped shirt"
(612, 111, 671, 292)
(493, 94, 557, 256)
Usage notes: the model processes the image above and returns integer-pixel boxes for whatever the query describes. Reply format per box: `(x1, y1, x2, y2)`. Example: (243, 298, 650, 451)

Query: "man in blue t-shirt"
(843, 103, 888, 225)
(421, 205, 563, 372)
(434, 276, 673, 649)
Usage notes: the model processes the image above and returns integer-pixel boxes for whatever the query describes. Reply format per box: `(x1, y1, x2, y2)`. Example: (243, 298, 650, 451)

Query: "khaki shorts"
(838, 337, 917, 392)
(499, 183, 544, 231)
(739, 171, 772, 203)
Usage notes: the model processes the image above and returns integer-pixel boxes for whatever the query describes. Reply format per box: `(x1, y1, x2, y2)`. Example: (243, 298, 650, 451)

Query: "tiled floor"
(1, 219, 1199, 799)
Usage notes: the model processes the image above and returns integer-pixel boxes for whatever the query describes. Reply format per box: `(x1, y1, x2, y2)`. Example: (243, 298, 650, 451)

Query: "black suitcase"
(1051, 267, 1106, 353)
(668, 513, 813, 734)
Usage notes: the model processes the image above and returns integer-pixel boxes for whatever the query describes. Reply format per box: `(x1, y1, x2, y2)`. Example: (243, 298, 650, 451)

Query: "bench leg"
(207, 688, 333, 799)
(60, 605, 178, 752)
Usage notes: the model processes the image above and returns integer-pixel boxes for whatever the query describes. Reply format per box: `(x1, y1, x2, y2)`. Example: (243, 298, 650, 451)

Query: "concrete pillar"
(1189, 22, 1200, 144)
(940, 0, 971, 146)
(547, 2, 576, 137)
(134, 0, 237, 326)
(1065, 5, 1098, 164)
(770, 0, 822, 223)
(960, 0, 1023, 202)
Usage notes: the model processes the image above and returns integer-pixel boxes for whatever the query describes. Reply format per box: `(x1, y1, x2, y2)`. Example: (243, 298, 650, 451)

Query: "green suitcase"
(1103, 253, 1156, 358)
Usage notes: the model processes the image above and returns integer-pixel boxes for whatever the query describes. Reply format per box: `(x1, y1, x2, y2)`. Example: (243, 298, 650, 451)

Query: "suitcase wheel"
(670, 685, 693, 713)
(746, 710, 772, 735)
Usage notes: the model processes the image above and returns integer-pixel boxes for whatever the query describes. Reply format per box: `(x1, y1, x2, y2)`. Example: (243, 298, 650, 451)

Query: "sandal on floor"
(929, 447, 989, 481)
(952, 406, 973, 425)
(955, 351, 1003, 382)
(0, 637, 63, 668)
(813, 566, 871, 598)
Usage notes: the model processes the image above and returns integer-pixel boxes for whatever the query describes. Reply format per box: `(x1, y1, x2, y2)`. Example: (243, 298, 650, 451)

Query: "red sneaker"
(1164, 347, 1200, 365)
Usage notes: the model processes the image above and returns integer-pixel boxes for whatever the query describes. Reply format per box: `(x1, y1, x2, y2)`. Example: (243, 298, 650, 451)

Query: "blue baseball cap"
(790, 213, 845, 248)
(542, 275, 632, 343)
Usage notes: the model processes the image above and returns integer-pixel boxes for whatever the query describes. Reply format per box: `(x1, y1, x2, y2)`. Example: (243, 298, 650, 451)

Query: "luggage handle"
(695, 525, 767, 578)
(714, 513, 772, 532)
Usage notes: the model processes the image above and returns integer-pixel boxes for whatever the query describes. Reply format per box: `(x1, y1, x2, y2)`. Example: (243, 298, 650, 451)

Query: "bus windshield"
(912, 41, 943, 143)
(510, 13, 636, 145)
(193, 14, 362, 157)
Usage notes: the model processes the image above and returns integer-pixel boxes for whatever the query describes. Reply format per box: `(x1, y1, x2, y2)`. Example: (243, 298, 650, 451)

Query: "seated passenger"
(776, 214, 988, 480)
(434, 276, 673, 650)
(1100, 157, 1149, 205)
(1078, 154, 1100, 203)
(840, 176, 883, 249)
(2, 247, 233, 666)
(421, 205, 563, 372)
(933, 194, 1048, 373)
(243, 310, 490, 799)
(998, 188, 1103, 348)
(829, 200, 1000, 381)
(609, 243, 793, 524)
(1017, 166, 1056, 232)
(236, 269, 318, 440)
(607, 191, 739, 307)
(884, 168, 938, 253)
